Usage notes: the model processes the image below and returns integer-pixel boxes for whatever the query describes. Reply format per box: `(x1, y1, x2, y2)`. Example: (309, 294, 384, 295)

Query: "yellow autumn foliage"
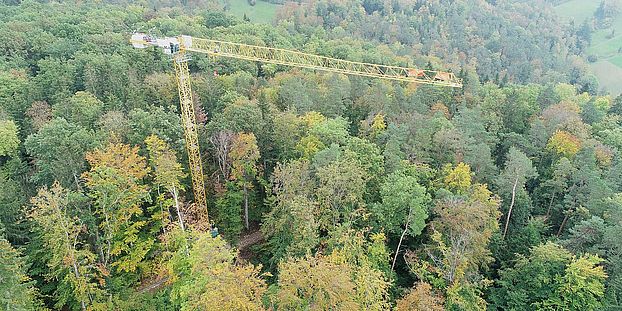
(547, 130, 581, 157)
(442, 162, 473, 193)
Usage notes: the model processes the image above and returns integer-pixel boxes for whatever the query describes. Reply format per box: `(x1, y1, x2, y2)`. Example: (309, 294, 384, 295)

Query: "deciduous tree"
(82, 142, 152, 274)
(491, 242, 606, 311)
(229, 132, 261, 229)
(396, 282, 445, 311)
(52, 92, 103, 128)
(262, 160, 318, 263)
(496, 147, 537, 238)
(0, 119, 19, 157)
(29, 183, 106, 310)
(146, 135, 186, 232)
(169, 233, 267, 311)
(371, 167, 429, 270)
(547, 130, 581, 158)
(275, 253, 359, 310)
(0, 237, 41, 310)
(25, 118, 98, 188)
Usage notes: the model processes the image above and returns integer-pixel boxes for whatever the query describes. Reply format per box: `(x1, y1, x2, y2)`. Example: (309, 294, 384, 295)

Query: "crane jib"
(129, 32, 462, 223)
(182, 36, 462, 88)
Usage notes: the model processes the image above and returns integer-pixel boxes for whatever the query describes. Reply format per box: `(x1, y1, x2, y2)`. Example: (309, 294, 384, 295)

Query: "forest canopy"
(0, 0, 621, 310)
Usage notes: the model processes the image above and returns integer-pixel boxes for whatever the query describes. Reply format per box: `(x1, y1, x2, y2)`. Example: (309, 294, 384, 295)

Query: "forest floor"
(554, 0, 622, 95)
(238, 226, 265, 261)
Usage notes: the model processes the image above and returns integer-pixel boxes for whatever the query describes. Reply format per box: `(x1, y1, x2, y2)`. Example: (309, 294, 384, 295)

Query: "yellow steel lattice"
(173, 52, 209, 222)
(132, 33, 461, 224)
(185, 37, 462, 88)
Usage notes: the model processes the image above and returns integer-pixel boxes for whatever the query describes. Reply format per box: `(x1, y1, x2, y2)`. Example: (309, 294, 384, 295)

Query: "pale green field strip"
(590, 61, 622, 94)
(554, 0, 601, 22)
(587, 17, 622, 60)
(227, 0, 280, 24)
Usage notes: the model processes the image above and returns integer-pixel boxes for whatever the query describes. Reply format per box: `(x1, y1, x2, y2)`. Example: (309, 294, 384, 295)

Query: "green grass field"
(591, 61, 622, 94)
(554, 0, 622, 94)
(227, 0, 280, 24)
(554, 0, 601, 22)
(587, 16, 622, 58)
(610, 54, 622, 68)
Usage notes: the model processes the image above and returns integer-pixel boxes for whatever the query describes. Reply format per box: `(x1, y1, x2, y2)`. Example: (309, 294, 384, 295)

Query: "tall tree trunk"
(503, 176, 519, 239)
(244, 185, 249, 230)
(172, 186, 190, 255)
(172, 186, 185, 232)
(546, 192, 555, 218)
(61, 207, 87, 310)
(70, 251, 87, 311)
(102, 208, 112, 267)
(392, 206, 412, 271)
(84, 198, 104, 263)
(557, 208, 572, 237)
(73, 173, 83, 192)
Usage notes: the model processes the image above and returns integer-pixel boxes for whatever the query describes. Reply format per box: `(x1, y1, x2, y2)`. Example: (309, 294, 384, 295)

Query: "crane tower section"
(130, 32, 462, 226)
(132, 33, 209, 222)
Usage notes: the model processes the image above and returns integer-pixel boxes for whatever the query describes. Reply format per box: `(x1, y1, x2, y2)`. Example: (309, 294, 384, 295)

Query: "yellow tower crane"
(130, 33, 462, 223)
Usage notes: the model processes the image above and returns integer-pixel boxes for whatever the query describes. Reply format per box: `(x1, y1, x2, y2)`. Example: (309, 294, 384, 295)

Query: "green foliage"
(127, 106, 183, 149)
(145, 134, 187, 240)
(29, 183, 106, 310)
(25, 118, 98, 187)
(491, 217, 548, 266)
(308, 117, 350, 147)
(83, 142, 152, 275)
(0, 1, 620, 309)
(0, 159, 28, 241)
(539, 254, 606, 310)
(0, 71, 29, 120)
(52, 92, 103, 128)
(169, 233, 267, 311)
(496, 147, 538, 237)
(491, 242, 607, 311)
(210, 99, 264, 135)
(214, 182, 244, 243)
(270, 111, 304, 161)
(229, 132, 261, 229)
(316, 158, 368, 228)
(0, 119, 19, 156)
(0, 237, 42, 311)
(409, 179, 500, 309)
(262, 160, 319, 263)
(371, 167, 429, 237)
(325, 229, 392, 310)
(146, 135, 185, 193)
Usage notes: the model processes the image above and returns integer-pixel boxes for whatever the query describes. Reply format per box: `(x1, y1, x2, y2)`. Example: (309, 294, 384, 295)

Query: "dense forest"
(1, 0, 622, 310)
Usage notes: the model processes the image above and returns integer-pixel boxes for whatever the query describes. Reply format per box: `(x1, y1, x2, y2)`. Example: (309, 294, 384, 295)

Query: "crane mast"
(172, 51, 208, 220)
(131, 33, 462, 225)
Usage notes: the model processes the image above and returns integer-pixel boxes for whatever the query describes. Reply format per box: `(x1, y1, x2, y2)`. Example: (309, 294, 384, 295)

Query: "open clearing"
(227, 0, 280, 24)
(554, 0, 601, 22)
(590, 61, 622, 94)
